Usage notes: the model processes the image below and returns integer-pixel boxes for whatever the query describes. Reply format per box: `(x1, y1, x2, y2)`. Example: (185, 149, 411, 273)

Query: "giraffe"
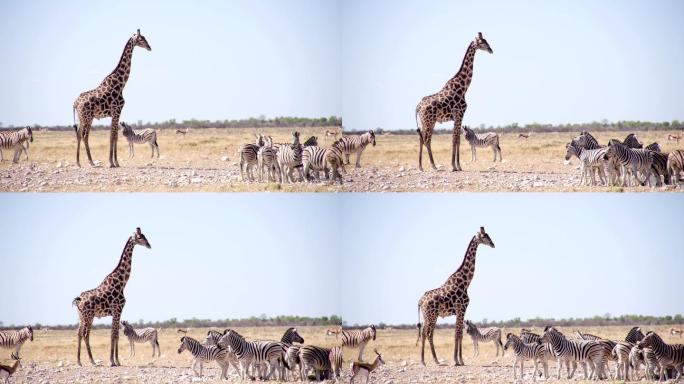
(73, 29, 151, 168)
(415, 32, 493, 172)
(72, 227, 151, 367)
(416, 226, 495, 366)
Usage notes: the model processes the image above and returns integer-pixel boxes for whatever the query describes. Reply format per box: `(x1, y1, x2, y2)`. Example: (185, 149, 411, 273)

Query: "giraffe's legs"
(455, 311, 466, 366)
(76, 324, 83, 366)
(452, 119, 463, 171)
(109, 114, 121, 168)
(110, 313, 121, 366)
(81, 123, 96, 167)
(83, 322, 96, 365)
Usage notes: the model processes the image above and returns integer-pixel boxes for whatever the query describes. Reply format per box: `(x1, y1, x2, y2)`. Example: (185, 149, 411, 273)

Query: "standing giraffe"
(72, 227, 151, 366)
(416, 226, 495, 366)
(416, 32, 493, 172)
(73, 29, 151, 168)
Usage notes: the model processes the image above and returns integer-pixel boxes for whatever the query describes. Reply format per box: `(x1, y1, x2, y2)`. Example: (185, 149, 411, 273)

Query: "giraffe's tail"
(416, 305, 422, 346)
(415, 110, 423, 143)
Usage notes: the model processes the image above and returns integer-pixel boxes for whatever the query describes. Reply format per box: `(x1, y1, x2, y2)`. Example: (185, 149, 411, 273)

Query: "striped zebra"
(648, 150, 670, 186)
(217, 329, 282, 381)
(573, 330, 619, 378)
(520, 329, 541, 344)
(571, 131, 621, 185)
(120, 320, 160, 358)
(464, 320, 503, 357)
(0, 325, 33, 360)
(329, 346, 343, 382)
(257, 136, 282, 182)
(120, 122, 159, 158)
(607, 139, 654, 187)
(645, 142, 661, 152)
(540, 327, 609, 380)
(238, 134, 265, 182)
(629, 345, 659, 381)
(668, 150, 684, 183)
(462, 126, 502, 162)
(623, 133, 643, 148)
(285, 345, 302, 381)
(636, 331, 684, 381)
(302, 135, 318, 147)
(265, 327, 304, 380)
(565, 142, 610, 186)
(177, 336, 231, 379)
(276, 132, 304, 183)
(302, 145, 345, 184)
(332, 130, 376, 168)
(340, 325, 377, 361)
(504, 333, 554, 381)
(625, 326, 645, 344)
(298, 345, 332, 381)
(0, 127, 33, 163)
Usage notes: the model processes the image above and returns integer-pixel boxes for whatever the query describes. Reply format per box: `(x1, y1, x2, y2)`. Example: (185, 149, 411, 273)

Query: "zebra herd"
(238, 130, 376, 184)
(565, 131, 684, 187)
(498, 325, 684, 382)
(177, 325, 379, 382)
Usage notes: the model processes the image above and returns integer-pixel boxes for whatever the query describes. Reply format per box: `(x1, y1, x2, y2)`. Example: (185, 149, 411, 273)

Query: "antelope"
(325, 127, 342, 141)
(176, 128, 188, 135)
(671, 328, 683, 338)
(667, 134, 681, 144)
(0, 358, 20, 383)
(349, 349, 385, 384)
(518, 133, 529, 139)
(326, 326, 343, 340)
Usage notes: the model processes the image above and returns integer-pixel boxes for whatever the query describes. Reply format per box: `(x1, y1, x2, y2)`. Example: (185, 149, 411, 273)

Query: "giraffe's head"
(474, 32, 493, 54)
(475, 226, 495, 248)
(132, 29, 152, 51)
(132, 227, 151, 249)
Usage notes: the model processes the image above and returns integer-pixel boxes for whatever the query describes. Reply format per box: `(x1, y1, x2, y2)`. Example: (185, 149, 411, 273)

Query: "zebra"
(329, 346, 343, 383)
(0, 326, 33, 361)
(238, 134, 264, 182)
(302, 145, 345, 184)
(264, 327, 304, 380)
(285, 345, 302, 381)
(520, 329, 542, 344)
(624, 326, 645, 344)
(340, 325, 377, 361)
(540, 326, 609, 380)
(0, 127, 33, 163)
(177, 336, 230, 379)
(645, 142, 661, 152)
(629, 345, 659, 381)
(648, 150, 671, 186)
(464, 320, 503, 357)
(571, 131, 621, 185)
(573, 330, 619, 378)
(120, 122, 159, 158)
(298, 345, 332, 381)
(277, 131, 304, 183)
(503, 333, 554, 381)
(332, 130, 376, 168)
(636, 331, 684, 381)
(564, 142, 610, 186)
(302, 135, 318, 147)
(120, 320, 160, 358)
(217, 329, 282, 381)
(257, 135, 282, 183)
(606, 139, 654, 187)
(462, 126, 502, 162)
(622, 133, 643, 148)
(668, 150, 684, 184)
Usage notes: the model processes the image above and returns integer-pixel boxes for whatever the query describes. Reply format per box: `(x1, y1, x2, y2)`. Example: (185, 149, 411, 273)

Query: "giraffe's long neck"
(444, 42, 477, 93)
(445, 236, 479, 289)
(103, 38, 135, 89)
(110, 236, 135, 287)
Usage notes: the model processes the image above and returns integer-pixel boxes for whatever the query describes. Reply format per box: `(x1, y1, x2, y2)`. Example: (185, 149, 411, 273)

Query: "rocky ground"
(1, 161, 679, 192)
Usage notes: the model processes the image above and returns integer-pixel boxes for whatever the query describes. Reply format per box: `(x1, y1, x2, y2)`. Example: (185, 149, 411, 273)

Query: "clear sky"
(1, 194, 681, 326)
(341, 0, 684, 130)
(0, 0, 341, 127)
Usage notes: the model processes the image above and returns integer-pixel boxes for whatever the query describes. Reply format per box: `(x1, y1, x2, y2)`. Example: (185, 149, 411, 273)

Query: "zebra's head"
(564, 142, 579, 161)
(464, 320, 475, 334)
(462, 126, 474, 140)
(177, 337, 188, 354)
(291, 131, 301, 146)
(255, 133, 265, 147)
(369, 325, 377, 341)
(475, 226, 495, 248)
(26, 325, 34, 341)
(368, 130, 376, 147)
(474, 32, 493, 54)
(132, 29, 152, 51)
(636, 332, 660, 350)
(25, 127, 33, 143)
(120, 122, 133, 136)
(132, 227, 151, 249)
(285, 327, 305, 344)
(503, 333, 516, 351)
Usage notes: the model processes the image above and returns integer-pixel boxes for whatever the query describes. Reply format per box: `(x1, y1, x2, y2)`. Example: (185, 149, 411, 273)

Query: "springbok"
(349, 349, 385, 384)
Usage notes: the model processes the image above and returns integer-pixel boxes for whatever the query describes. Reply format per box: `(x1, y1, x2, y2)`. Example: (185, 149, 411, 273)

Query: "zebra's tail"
(416, 305, 422, 346)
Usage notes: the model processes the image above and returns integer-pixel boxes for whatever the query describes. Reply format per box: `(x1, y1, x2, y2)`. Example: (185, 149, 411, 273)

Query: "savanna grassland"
(0, 128, 682, 192)
(3, 325, 681, 383)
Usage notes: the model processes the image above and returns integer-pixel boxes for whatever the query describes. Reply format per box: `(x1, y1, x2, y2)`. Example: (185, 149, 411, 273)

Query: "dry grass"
(0, 128, 682, 192)
(4, 324, 682, 383)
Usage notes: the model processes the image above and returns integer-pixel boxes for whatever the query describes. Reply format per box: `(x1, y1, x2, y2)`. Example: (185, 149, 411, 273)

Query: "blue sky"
(0, 0, 341, 127)
(2, 1, 682, 129)
(341, 0, 684, 130)
(1, 194, 681, 326)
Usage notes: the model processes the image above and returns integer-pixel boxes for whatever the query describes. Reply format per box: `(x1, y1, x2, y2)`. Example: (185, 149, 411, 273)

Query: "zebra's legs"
(358, 341, 367, 361)
(355, 150, 362, 168)
(471, 145, 476, 162)
(128, 341, 134, 357)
